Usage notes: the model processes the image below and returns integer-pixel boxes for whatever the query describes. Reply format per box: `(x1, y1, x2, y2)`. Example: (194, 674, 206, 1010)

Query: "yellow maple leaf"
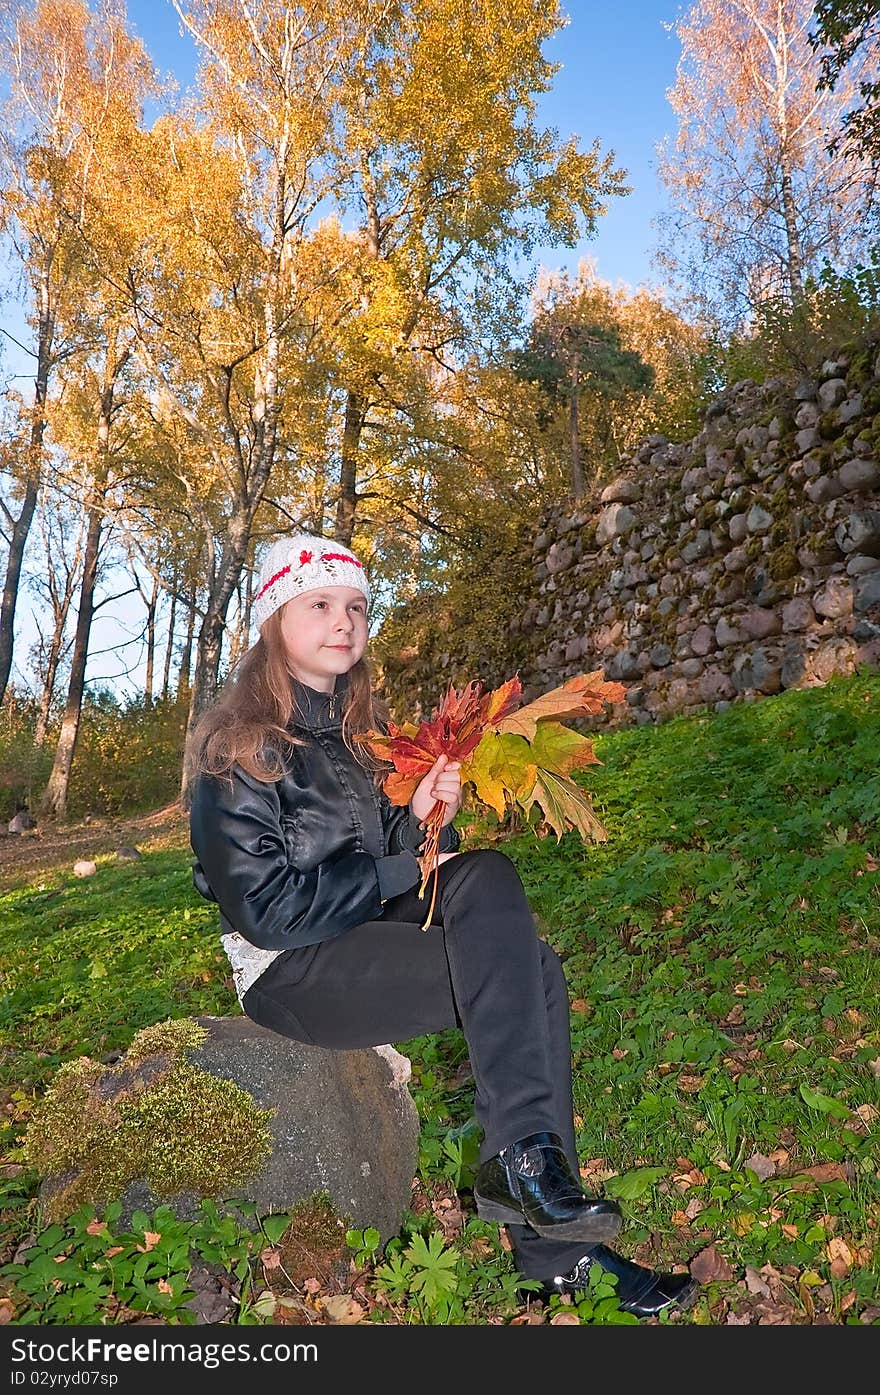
(529, 768, 609, 843)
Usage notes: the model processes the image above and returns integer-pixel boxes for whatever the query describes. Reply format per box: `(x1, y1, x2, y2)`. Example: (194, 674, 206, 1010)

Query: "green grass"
(1, 670, 878, 1324)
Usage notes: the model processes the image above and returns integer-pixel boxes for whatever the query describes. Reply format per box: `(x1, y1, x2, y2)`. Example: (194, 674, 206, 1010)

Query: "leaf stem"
(417, 800, 446, 931)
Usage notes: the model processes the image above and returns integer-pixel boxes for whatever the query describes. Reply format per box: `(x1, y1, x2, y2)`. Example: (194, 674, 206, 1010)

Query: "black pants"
(242, 848, 591, 1281)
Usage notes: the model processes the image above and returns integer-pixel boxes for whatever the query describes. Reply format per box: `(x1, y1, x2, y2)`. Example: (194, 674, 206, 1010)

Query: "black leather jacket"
(189, 676, 460, 951)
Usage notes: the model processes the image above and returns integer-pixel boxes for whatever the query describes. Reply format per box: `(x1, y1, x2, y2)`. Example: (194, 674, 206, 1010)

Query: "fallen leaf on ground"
(467, 1237, 495, 1260)
(321, 1294, 363, 1325)
(744, 1267, 771, 1297)
(673, 1167, 707, 1190)
(677, 1074, 704, 1092)
(690, 1244, 736, 1283)
(744, 1152, 776, 1181)
(549, 1310, 580, 1325)
(787, 1161, 852, 1189)
(826, 1238, 853, 1278)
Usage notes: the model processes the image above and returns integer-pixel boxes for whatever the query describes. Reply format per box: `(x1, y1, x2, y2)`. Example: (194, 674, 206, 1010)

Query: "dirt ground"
(0, 801, 191, 892)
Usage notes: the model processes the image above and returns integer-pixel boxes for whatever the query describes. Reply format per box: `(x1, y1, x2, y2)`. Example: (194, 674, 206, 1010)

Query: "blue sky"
(8, 0, 686, 697)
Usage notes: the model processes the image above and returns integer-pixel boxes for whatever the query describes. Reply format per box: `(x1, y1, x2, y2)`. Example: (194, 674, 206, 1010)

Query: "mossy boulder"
(27, 1016, 420, 1243)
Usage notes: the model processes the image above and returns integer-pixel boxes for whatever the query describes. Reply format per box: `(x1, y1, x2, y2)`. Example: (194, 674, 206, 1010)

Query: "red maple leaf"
(357, 676, 522, 926)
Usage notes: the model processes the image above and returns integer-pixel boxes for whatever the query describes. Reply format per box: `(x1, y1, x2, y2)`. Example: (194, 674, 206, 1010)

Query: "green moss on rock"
(23, 1018, 275, 1222)
(767, 545, 799, 580)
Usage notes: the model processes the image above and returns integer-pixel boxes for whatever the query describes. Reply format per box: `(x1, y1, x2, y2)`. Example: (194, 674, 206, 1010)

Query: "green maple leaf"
(528, 767, 609, 843)
(529, 719, 602, 774)
(464, 731, 537, 819)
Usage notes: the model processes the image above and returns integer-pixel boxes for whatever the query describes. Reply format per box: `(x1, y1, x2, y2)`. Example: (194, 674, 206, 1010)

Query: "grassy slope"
(1, 671, 878, 1323)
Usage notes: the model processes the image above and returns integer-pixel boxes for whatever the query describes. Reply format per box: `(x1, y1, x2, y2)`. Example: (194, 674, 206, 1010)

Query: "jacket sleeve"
(382, 796, 461, 858)
(189, 766, 417, 951)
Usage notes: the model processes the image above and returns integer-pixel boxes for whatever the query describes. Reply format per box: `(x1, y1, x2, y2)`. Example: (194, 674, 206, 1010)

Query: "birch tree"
(656, 0, 878, 332)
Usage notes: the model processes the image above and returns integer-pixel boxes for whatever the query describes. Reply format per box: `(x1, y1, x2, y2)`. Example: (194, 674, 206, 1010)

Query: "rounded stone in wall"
(835, 510, 880, 556)
(731, 646, 783, 694)
(691, 624, 715, 656)
(716, 617, 745, 647)
(728, 513, 749, 544)
(781, 646, 809, 689)
(856, 637, 880, 669)
(746, 504, 773, 534)
(853, 434, 875, 459)
(717, 576, 747, 605)
(818, 377, 847, 411)
(605, 647, 642, 681)
(795, 427, 821, 454)
(846, 554, 880, 576)
(838, 458, 880, 494)
(595, 503, 636, 546)
(837, 394, 864, 426)
(699, 667, 735, 702)
(813, 577, 853, 619)
(667, 677, 693, 706)
(724, 547, 749, 573)
(782, 596, 815, 632)
(805, 474, 847, 505)
(806, 637, 858, 684)
(795, 401, 819, 428)
(545, 543, 574, 574)
(740, 608, 782, 639)
(600, 477, 642, 505)
(855, 572, 880, 613)
(679, 658, 704, 679)
(681, 531, 712, 563)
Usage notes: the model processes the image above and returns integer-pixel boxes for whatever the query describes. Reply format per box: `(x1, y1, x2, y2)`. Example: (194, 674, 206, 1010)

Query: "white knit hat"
(253, 533, 370, 629)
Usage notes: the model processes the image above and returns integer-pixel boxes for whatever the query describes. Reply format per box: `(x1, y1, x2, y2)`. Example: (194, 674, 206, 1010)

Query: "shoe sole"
(530, 1273, 701, 1316)
(473, 1194, 623, 1242)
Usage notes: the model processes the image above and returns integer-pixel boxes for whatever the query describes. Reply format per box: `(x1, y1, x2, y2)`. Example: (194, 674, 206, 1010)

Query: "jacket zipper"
(328, 692, 336, 719)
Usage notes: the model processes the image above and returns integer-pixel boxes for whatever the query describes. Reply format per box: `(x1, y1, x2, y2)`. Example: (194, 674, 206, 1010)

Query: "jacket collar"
(290, 673, 348, 732)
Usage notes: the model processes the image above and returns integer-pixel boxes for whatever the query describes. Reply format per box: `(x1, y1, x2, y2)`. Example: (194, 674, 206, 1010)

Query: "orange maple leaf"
(356, 676, 523, 926)
(355, 669, 623, 928)
(496, 671, 625, 741)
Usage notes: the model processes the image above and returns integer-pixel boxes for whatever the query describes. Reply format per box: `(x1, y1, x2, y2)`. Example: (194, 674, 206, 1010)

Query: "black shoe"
(473, 1132, 623, 1243)
(535, 1243, 699, 1318)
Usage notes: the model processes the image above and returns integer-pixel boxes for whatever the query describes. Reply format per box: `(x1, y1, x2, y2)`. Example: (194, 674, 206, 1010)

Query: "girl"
(187, 532, 697, 1317)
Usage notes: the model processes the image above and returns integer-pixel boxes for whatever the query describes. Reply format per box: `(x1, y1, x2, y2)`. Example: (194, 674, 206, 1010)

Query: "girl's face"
(278, 586, 369, 692)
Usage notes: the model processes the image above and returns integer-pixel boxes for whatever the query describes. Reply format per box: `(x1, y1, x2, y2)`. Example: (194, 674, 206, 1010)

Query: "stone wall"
(513, 333, 880, 725)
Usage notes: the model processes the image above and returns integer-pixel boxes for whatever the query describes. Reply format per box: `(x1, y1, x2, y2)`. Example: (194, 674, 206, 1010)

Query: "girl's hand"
(411, 754, 462, 827)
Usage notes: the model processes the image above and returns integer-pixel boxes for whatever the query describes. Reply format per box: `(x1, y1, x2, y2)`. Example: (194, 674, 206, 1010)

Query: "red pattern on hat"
(256, 565, 291, 602)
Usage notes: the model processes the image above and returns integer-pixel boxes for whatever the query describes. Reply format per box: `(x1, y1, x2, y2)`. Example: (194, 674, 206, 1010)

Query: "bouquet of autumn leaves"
(357, 671, 625, 929)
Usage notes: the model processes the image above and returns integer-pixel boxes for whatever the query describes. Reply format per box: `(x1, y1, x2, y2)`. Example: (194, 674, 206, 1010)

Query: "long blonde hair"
(185, 607, 391, 785)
